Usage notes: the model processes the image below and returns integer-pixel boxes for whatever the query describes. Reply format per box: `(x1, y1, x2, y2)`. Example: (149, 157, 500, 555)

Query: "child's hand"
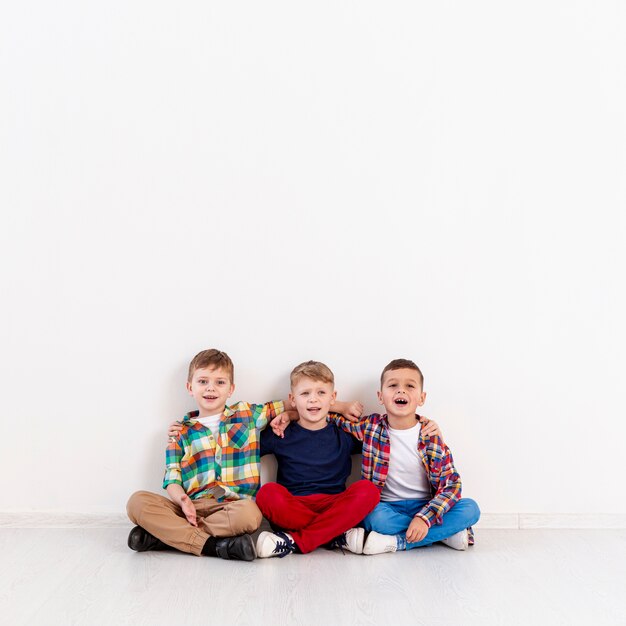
(335, 401, 364, 422)
(345, 401, 364, 420)
(168, 421, 183, 443)
(271, 414, 291, 438)
(420, 417, 442, 439)
(180, 494, 198, 527)
(406, 517, 429, 543)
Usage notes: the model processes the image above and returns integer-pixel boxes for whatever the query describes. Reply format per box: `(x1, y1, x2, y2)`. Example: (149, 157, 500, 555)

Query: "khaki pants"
(126, 490, 263, 556)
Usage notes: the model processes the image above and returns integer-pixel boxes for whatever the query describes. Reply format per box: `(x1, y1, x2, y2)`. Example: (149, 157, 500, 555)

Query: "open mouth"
(203, 396, 218, 401)
(394, 398, 408, 405)
(307, 407, 321, 413)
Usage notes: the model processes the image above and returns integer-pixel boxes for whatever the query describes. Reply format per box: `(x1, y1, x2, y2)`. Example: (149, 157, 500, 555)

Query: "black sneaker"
(127, 525, 169, 552)
(214, 534, 257, 561)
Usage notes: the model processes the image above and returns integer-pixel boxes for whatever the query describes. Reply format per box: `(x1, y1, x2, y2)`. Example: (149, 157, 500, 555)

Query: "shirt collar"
(183, 410, 200, 425)
(381, 413, 422, 426)
(184, 406, 232, 424)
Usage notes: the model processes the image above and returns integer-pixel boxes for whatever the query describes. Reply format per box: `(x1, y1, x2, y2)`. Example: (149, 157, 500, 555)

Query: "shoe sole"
(441, 530, 469, 551)
(442, 539, 468, 551)
(255, 531, 285, 559)
(128, 526, 172, 552)
(255, 531, 271, 558)
(349, 528, 365, 554)
(127, 526, 165, 552)
(127, 526, 142, 551)
(363, 532, 397, 555)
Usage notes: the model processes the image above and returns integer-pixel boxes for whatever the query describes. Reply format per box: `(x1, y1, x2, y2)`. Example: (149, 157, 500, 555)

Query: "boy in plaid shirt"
(329, 359, 480, 554)
(126, 349, 291, 561)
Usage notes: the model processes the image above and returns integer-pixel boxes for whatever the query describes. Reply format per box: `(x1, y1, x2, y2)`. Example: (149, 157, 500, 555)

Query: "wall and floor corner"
(1, 2, 625, 531)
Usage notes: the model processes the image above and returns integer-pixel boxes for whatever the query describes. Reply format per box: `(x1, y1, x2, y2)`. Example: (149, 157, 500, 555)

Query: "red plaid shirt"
(329, 413, 464, 530)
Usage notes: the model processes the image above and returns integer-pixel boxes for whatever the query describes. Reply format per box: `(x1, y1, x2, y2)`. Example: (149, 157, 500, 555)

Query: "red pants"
(255, 480, 380, 553)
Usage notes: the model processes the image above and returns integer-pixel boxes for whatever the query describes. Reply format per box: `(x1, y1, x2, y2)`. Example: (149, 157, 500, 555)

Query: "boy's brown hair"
(290, 360, 334, 388)
(188, 349, 234, 383)
(380, 358, 424, 388)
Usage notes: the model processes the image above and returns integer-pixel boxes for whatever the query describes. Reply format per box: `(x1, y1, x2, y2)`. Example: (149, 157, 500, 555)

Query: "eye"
(217, 380, 226, 385)
(389, 383, 397, 388)
(319, 390, 326, 395)
(301, 391, 309, 396)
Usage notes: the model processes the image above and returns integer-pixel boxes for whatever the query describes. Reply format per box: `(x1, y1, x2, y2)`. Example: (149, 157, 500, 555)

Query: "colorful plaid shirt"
(330, 413, 472, 541)
(163, 400, 285, 502)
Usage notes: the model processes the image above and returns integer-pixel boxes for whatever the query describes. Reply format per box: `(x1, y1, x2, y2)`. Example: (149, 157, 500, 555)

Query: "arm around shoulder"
(333, 400, 364, 421)
(327, 412, 370, 440)
(253, 399, 293, 430)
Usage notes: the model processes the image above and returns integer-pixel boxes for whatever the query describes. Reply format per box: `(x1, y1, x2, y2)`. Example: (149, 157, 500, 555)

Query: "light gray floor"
(1, 528, 625, 626)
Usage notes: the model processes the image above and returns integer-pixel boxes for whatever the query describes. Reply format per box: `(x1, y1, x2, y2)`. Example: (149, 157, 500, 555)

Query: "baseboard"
(476, 514, 626, 529)
(1, 511, 625, 529)
(0, 512, 129, 528)
(473, 514, 520, 529)
(518, 514, 626, 529)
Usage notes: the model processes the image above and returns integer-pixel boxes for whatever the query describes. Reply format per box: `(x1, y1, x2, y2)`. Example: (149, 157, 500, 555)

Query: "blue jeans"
(361, 498, 480, 549)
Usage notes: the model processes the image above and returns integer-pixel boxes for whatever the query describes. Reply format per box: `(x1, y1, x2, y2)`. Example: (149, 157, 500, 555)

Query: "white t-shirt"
(196, 413, 222, 440)
(381, 422, 432, 502)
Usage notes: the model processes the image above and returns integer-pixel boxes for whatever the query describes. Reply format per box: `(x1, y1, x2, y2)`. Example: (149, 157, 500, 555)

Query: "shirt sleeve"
(260, 425, 277, 456)
(327, 412, 368, 441)
(252, 400, 286, 430)
(162, 437, 184, 489)
(350, 434, 363, 455)
(415, 436, 462, 527)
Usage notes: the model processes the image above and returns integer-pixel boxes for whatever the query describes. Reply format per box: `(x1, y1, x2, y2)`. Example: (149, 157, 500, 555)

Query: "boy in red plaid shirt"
(329, 359, 480, 554)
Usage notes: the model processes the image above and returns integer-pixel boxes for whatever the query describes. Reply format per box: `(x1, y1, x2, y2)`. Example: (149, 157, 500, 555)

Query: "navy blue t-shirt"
(260, 422, 362, 496)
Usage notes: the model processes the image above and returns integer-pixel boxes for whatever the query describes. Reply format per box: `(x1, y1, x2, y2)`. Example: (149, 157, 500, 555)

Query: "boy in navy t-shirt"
(255, 360, 380, 557)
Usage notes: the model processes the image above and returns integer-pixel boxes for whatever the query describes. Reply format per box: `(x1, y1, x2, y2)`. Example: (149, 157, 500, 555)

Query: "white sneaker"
(440, 529, 469, 551)
(328, 528, 365, 554)
(256, 531, 297, 558)
(344, 528, 365, 554)
(363, 531, 398, 555)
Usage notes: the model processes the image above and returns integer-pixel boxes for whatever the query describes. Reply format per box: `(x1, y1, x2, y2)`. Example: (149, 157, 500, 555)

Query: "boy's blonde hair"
(380, 358, 424, 388)
(290, 360, 334, 388)
(188, 349, 234, 383)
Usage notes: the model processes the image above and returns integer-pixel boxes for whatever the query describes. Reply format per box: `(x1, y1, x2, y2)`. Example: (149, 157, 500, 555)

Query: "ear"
(186, 381, 193, 395)
(288, 392, 296, 409)
(417, 391, 426, 406)
(330, 390, 337, 405)
(228, 383, 235, 398)
(377, 390, 384, 405)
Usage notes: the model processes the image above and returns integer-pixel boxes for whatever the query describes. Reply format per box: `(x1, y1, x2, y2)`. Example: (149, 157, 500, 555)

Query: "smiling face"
(289, 376, 336, 430)
(378, 367, 426, 421)
(186, 366, 234, 417)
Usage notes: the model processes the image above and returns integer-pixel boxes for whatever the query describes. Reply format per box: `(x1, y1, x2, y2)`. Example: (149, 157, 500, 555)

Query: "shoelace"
(328, 533, 347, 555)
(272, 532, 296, 558)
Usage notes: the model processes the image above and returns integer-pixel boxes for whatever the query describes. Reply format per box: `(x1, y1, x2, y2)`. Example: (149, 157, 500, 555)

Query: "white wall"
(1, 1, 624, 519)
